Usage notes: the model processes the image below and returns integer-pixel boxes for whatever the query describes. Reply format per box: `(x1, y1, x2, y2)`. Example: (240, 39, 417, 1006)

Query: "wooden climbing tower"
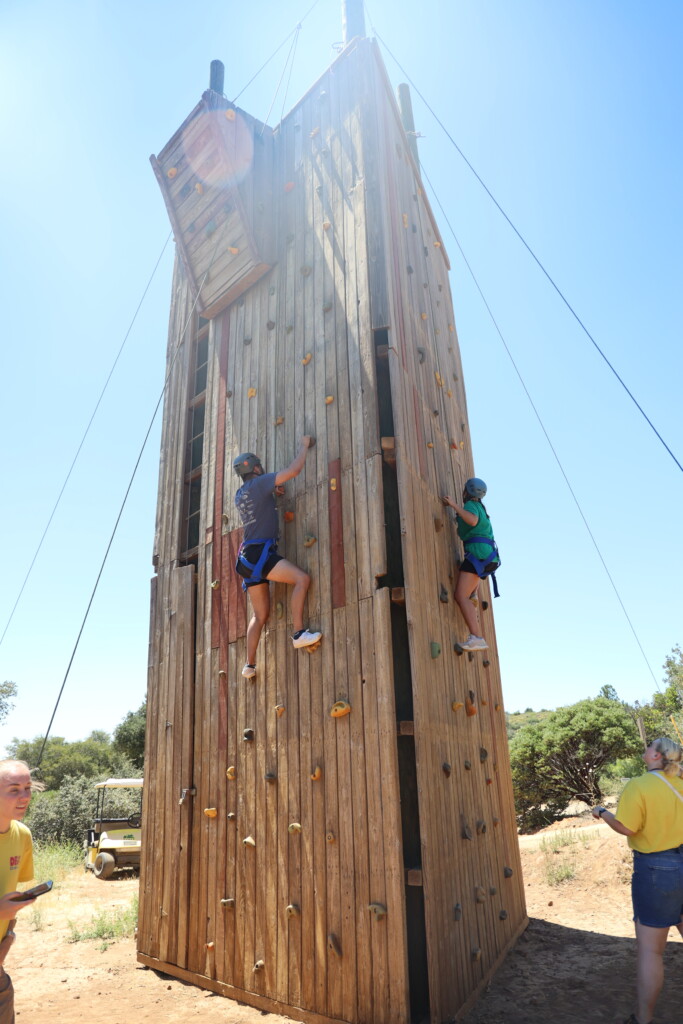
(138, 18, 527, 1024)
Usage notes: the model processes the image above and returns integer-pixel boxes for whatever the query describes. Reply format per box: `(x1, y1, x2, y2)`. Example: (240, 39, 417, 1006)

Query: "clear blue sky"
(1, 0, 681, 753)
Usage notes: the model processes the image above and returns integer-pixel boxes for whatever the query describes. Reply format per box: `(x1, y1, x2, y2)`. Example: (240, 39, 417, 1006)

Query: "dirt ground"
(9, 817, 683, 1023)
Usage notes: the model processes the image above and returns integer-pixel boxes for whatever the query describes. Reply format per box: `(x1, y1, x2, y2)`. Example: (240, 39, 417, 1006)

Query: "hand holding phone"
(9, 880, 53, 902)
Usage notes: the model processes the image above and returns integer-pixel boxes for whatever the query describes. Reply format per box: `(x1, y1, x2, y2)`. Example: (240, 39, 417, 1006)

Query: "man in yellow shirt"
(0, 760, 38, 1023)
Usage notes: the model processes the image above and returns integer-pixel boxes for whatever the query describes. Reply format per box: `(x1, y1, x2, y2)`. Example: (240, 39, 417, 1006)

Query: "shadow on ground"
(461, 917, 682, 1023)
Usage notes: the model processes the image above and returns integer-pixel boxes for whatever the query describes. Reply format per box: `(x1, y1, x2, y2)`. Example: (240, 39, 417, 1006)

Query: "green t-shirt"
(456, 501, 497, 562)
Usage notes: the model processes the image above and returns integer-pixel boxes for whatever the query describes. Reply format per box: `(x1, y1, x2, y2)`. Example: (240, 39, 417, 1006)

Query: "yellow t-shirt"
(616, 771, 683, 853)
(0, 821, 34, 940)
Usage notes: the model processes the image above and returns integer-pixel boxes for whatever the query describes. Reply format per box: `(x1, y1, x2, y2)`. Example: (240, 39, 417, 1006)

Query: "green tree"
(7, 733, 116, 790)
(112, 700, 146, 769)
(25, 767, 141, 845)
(510, 697, 641, 830)
(0, 681, 17, 725)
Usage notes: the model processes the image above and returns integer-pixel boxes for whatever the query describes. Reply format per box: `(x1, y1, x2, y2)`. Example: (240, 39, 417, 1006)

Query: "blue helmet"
(465, 477, 487, 500)
(233, 452, 262, 477)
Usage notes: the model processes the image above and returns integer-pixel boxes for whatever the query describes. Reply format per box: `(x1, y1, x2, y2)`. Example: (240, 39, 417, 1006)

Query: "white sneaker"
(242, 664, 256, 678)
(292, 629, 322, 649)
(458, 635, 488, 651)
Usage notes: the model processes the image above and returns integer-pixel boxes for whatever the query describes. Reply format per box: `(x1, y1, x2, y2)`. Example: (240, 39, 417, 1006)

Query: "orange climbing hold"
(167, 167, 177, 179)
(330, 700, 351, 718)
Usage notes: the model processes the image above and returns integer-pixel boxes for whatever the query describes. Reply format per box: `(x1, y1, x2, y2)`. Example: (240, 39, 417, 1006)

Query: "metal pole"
(210, 60, 225, 95)
(342, 0, 365, 45)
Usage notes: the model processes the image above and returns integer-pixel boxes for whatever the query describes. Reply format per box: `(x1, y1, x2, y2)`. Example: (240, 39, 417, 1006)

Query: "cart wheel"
(127, 814, 142, 828)
(93, 852, 116, 879)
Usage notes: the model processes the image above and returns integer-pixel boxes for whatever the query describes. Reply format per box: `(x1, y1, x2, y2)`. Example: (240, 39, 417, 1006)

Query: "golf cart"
(84, 778, 143, 880)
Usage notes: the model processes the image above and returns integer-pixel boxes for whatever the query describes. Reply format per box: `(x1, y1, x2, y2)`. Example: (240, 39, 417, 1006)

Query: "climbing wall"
(139, 36, 526, 1024)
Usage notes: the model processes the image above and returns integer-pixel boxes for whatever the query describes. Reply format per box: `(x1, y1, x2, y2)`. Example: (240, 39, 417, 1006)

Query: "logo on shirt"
(9, 857, 20, 870)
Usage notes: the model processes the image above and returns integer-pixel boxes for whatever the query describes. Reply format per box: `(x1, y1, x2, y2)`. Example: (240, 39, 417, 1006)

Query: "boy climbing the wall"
(233, 436, 322, 678)
(0, 759, 38, 1023)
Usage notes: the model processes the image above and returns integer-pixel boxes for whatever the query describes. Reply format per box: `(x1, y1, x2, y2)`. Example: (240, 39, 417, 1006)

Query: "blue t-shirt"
(235, 472, 279, 543)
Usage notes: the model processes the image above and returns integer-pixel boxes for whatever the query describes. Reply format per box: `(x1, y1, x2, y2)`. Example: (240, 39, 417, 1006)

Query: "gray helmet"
(233, 452, 261, 477)
(464, 477, 487, 500)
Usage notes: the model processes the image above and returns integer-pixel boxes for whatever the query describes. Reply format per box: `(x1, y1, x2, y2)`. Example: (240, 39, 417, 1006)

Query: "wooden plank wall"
(364, 43, 527, 1022)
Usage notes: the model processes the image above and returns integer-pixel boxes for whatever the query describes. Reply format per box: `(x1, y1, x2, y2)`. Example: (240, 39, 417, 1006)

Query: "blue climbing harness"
(464, 536, 501, 598)
(236, 538, 275, 591)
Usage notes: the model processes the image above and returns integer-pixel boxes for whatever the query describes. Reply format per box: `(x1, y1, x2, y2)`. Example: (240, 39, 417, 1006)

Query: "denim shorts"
(632, 847, 683, 927)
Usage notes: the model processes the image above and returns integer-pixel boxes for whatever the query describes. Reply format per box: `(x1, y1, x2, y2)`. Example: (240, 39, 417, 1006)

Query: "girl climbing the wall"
(441, 477, 500, 652)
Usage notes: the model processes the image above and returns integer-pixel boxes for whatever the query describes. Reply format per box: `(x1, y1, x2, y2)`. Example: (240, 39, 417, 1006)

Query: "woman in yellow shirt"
(592, 736, 683, 1024)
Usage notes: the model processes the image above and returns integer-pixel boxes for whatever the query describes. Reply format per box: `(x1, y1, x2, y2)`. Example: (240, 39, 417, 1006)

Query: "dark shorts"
(460, 558, 499, 578)
(235, 543, 283, 588)
(632, 847, 683, 927)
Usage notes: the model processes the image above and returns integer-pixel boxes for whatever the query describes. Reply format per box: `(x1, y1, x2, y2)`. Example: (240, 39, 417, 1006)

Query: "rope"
(36, 226, 227, 766)
(280, 24, 302, 124)
(232, 0, 323, 105)
(0, 231, 173, 653)
(366, 15, 682, 477)
(260, 25, 301, 134)
(420, 161, 661, 693)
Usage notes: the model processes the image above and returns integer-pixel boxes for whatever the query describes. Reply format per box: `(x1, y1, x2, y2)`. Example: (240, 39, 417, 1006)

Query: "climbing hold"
(204, 808, 217, 818)
(461, 821, 473, 841)
(226, 390, 232, 398)
(275, 703, 285, 716)
(221, 897, 235, 907)
(435, 372, 443, 387)
(426, 442, 433, 449)
(490, 886, 498, 896)
(476, 820, 486, 835)
(475, 886, 486, 903)
(480, 747, 488, 762)
(225, 108, 236, 121)
(243, 337, 252, 346)
(465, 692, 477, 717)
(218, 669, 226, 677)
(253, 960, 265, 972)
(325, 395, 334, 404)
(493, 817, 500, 827)
(430, 642, 441, 659)
(310, 765, 322, 781)
(322, 220, 331, 230)
(284, 511, 295, 523)
(323, 302, 333, 313)
(275, 601, 284, 618)
(301, 265, 312, 277)
(286, 904, 300, 917)
(326, 831, 335, 843)
(486, 778, 493, 786)
(229, 246, 240, 255)
(421, 312, 428, 321)
(188, 221, 196, 233)
(330, 700, 351, 718)
(243, 835, 256, 847)
(454, 643, 464, 657)
(471, 947, 482, 962)
(265, 773, 277, 784)
(267, 320, 276, 331)
(417, 347, 426, 363)
(451, 701, 463, 712)
(166, 167, 178, 180)
(309, 126, 320, 138)
(434, 240, 441, 248)
(288, 822, 302, 834)
(243, 729, 254, 742)
(460, 441, 465, 450)
(206, 941, 215, 950)
(194, 182, 204, 195)
(301, 352, 312, 365)
(439, 585, 449, 603)
(442, 762, 451, 777)
(327, 933, 342, 957)
(447, 389, 453, 398)
(226, 766, 236, 780)
(483, 660, 491, 668)
(454, 903, 463, 921)
(286, 324, 294, 334)
(247, 387, 256, 398)
(402, 213, 408, 228)
(227, 812, 236, 821)
(330, 478, 337, 491)
(481, 697, 488, 707)
(481, 600, 489, 611)
(274, 416, 284, 426)
(464, 760, 471, 771)
(448, 324, 455, 333)
(407, 265, 414, 274)
(434, 516, 444, 534)
(494, 703, 501, 711)
(284, 181, 295, 192)
(180, 183, 191, 199)
(205, 219, 217, 237)
(368, 903, 387, 919)
(211, 579, 220, 589)
(499, 909, 508, 920)
(503, 867, 514, 878)
(303, 535, 317, 548)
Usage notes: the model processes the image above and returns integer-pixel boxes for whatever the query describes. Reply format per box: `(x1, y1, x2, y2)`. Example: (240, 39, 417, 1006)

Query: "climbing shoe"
(242, 664, 256, 678)
(292, 628, 322, 649)
(458, 634, 488, 651)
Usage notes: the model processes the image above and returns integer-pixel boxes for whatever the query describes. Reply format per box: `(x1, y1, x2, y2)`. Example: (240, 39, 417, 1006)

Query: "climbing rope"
(36, 225, 228, 767)
(419, 160, 662, 693)
(232, 0, 323, 106)
(260, 24, 302, 134)
(0, 230, 173, 653)
(364, 10, 682, 477)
